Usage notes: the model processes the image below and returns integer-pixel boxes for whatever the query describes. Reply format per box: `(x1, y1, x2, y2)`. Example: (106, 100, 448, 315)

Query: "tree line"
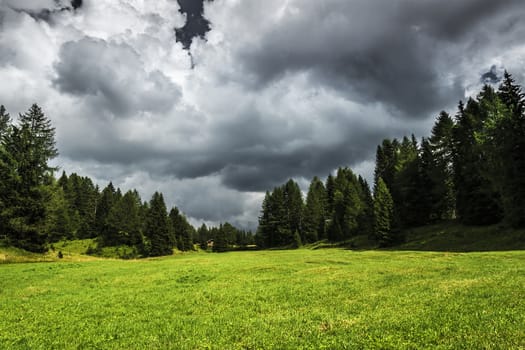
(257, 72, 525, 247)
(0, 104, 252, 255)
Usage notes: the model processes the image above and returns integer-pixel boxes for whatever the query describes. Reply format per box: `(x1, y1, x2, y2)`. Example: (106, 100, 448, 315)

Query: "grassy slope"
(1, 249, 524, 349)
(398, 221, 525, 252)
(0, 239, 99, 264)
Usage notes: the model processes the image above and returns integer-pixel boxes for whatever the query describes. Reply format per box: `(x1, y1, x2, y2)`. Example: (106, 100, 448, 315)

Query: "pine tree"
(95, 182, 117, 241)
(356, 176, 375, 238)
(283, 179, 304, 241)
(428, 111, 456, 220)
(169, 207, 193, 251)
(145, 192, 172, 256)
(3, 104, 58, 252)
(0, 105, 11, 142)
(44, 184, 74, 242)
(490, 72, 525, 227)
(213, 224, 228, 252)
(197, 223, 209, 249)
(373, 178, 394, 246)
(256, 191, 272, 248)
(453, 97, 502, 225)
(105, 190, 142, 246)
(303, 176, 327, 242)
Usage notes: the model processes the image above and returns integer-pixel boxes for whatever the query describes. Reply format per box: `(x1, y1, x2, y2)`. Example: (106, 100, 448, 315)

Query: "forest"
(0, 104, 253, 256)
(1, 72, 524, 256)
(257, 72, 525, 247)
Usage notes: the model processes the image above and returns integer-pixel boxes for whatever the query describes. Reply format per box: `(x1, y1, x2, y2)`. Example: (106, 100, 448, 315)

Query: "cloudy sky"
(1, 0, 525, 230)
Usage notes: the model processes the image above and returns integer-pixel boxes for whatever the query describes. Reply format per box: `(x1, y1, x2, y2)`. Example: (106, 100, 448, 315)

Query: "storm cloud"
(1, 0, 525, 229)
(175, 0, 213, 50)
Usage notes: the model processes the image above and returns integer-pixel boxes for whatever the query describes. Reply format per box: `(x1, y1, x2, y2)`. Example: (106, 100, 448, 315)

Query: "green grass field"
(1, 248, 524, 349)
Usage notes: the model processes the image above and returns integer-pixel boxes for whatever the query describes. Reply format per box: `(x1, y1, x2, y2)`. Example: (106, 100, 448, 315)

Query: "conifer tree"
(105, 190, 142, 246)
(4, 104, 58, 252)
(283, 179, 304, 240)
(95, 182, 117, 240)
(373, 177, 394, 246)
(169, 207, 193, 251)
(491, 72, 525, 227)
(428, 111, 456, 220)
(145, 192, 172, 256)
(303, 176, 327, 242)
(453, 97, 502, 225)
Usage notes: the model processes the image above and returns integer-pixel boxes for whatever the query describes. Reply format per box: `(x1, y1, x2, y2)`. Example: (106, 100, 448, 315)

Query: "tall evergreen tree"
(169, 207, 194, 251)
(283, 179, 304, 240)
(373, 177, 395, 246)
(145, 192, 172, 256)
(95, 182, 117, 239)
(489, 72, 525, 227)
(0, 105, 11, 142)
(105, 190, 142, 246)
(428, 111, 456, 220)
(356, 175, 375, 238)
(303, 176, 327, 242)
(453, 96, 502, 225)
(3, 104, 58, 251)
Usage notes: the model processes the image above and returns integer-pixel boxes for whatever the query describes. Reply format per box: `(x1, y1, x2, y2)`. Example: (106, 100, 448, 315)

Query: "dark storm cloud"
(5, 0, 82, 24)
(70, 0, 82, 10)
(481, 65, 502, 84)
(175, 0, 213, 50)
(236, 0, 524, 118)
(154, 106, 397, 192)
(53, 37, 181, 116)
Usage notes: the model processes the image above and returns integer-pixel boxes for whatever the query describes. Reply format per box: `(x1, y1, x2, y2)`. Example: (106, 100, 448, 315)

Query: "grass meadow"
(1, 248, 524, 349)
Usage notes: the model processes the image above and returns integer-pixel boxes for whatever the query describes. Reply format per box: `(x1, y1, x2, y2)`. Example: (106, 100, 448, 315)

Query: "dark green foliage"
(144, 192, 172, 257)
(212, 224, 228, 252)
(284, 179, 304, 238)
(373, 177, 395, 246)
(0, 105, 11, 142)
(427, 111, 456, 220)
(197, 223, 209, 249)
(453, 97, 503, 225)
(356, 176, 375, 237)
(391, 136, 429, 227)
(303, 176, 327, 243)
(57, 172, 99, 239)
(45, 184, 75, 242)
(486, 72, 525, 227)
(257, 180, 304, 248)
(105, 190, 142, 246)
(95, 182, 117, 241)
(374, 139, 399, 191)
(169, 207, 193, 251)
(1, 104, 58, 252)
(328, 168, 370, 240)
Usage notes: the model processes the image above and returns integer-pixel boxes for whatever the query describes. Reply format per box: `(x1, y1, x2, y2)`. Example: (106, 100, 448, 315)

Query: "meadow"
(1, 248, 524, 349)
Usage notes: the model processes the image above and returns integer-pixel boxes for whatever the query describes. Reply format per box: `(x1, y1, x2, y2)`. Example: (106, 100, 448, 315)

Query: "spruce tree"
(373, 178, 394, 246)
(0, 105, 11, 142)
(212, 224, 228, 252)
(4, 104, 58, 252)
(453, 97, 502, 225)
(169, 207, 193, 251)
(283, 179, 304, 241)
(428, 111, 456, 220)
(105, 190, 142, 246)
(145, 192, 172, 256)
(491, 72, 525, 227)
(95, 182, 117, 241)
(303, 176, 327, 242)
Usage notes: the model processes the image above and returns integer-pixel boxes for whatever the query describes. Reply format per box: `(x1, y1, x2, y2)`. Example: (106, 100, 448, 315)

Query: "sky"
(1, 0, 525, 230)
